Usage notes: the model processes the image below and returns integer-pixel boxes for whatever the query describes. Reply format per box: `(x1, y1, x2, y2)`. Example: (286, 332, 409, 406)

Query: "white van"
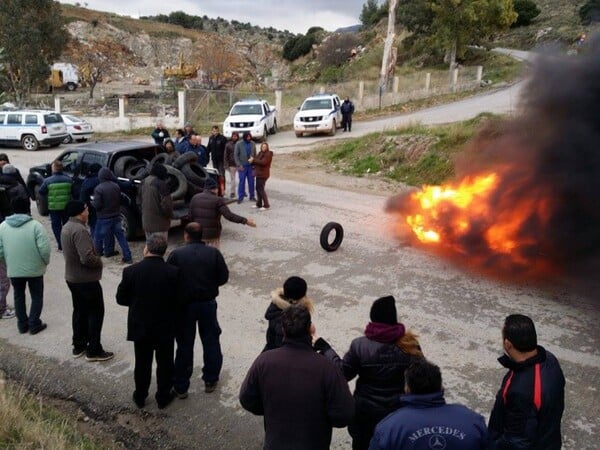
(0, 110, 68, 151)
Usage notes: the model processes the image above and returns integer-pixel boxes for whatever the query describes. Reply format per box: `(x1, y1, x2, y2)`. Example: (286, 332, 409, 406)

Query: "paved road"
(0, 78, 598, 449)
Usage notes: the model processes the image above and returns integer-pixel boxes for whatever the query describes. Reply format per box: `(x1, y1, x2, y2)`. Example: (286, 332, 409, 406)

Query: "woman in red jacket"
(250, 142, 273, 211)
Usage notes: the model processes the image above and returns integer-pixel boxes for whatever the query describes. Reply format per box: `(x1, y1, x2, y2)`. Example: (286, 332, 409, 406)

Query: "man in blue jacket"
(370, 360, 489, 450)
(488, 314, 565, 450)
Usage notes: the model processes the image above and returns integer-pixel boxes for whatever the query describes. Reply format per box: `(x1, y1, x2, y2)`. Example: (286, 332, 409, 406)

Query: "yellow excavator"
(163, 53, 198, 79)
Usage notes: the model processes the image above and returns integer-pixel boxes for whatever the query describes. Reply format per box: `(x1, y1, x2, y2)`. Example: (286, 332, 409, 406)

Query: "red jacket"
(253, 149, 273, 179)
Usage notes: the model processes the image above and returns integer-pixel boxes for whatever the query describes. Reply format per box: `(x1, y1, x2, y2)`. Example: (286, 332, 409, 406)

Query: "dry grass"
(0, 372, 106, 450)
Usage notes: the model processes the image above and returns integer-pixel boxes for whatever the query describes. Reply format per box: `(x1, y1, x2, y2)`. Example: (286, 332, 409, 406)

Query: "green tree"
(0, 0, 69, 106)
(579, 0, 600, 25)
(360, 0, 388, 28)
(429, 0, 517, 68)
(512, 0, 541, 27)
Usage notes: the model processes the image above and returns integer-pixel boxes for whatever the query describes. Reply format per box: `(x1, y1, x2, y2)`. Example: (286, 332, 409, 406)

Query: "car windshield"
(301, 99, 333, 111)
(44, 113, 63, 124)
(230, 104, 262, 115)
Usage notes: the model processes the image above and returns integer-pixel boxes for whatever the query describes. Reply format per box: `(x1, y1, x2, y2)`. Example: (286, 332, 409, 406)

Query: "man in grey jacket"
(61, 200, 114, 362)
(140, 163, 173, 243)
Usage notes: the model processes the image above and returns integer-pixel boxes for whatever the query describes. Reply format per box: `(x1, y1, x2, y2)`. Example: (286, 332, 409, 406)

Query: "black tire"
(262, 126, 268, 143)
(329, 120, 337, 136)
(34, 185, 49, 216)
(125, 160, 150, 180)
(66, 82, 77, 92)
(173, 152, 198, 169)
(295, 132, 303, 138)
(270, 119, 277, 135)
(150, 153, 170, 166)
(21, 134, 39, 151)
(165, 165, 187, 200)
(114, 156, 139, 177)
(63, 135, 73, 144)
(181, 163, 209, 185)
(120, 205, 138, 241)
(320, 222, 344, 252)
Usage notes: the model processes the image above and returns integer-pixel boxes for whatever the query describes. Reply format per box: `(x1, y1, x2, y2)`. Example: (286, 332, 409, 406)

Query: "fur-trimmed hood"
(270, 288, 314, 314)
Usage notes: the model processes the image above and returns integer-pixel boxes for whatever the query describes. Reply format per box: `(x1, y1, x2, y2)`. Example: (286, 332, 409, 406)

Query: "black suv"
(27, 140, 217, 239)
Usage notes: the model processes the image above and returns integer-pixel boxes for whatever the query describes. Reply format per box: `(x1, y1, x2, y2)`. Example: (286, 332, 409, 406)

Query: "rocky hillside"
(59, 4, 292, 89)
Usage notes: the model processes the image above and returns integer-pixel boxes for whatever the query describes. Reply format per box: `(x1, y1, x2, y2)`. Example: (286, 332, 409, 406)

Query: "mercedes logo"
(429, 434, 447, 450)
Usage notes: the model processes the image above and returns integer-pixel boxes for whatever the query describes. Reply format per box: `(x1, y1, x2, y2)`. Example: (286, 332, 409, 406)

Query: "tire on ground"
(320, 222, 344, 252)
(113, 156, 139, 177)
(165, 165, 187, 200)
(173, 152, 198, 169)
(181, 163, 209, 186)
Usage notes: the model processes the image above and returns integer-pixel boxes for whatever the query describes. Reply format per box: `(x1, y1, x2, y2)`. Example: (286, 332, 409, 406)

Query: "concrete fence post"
(275, 89, 282, 117)
(54, 96, 61, 113)
(425, 73, 431, 92)
(119, 97, 126, 119)
(393, 76, 399, 93)
(476, 66, 483, 83)
(319, 86, 325, 94)
(358, 81, 364, 106)
(178, 90, 186, 128)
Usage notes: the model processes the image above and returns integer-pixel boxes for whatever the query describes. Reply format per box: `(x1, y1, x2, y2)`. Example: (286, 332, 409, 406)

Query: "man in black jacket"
(240, 305, 354, 450)
(207, 125, 227, 184)
(488, 314, 565, 449)
(116, 235, 180, 409)
(166, 222, 229, 397)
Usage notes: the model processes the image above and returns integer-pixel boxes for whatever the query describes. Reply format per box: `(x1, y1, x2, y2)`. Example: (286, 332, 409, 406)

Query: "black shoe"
(19, 326, 29, 334)
(121, 258, 133, 264)
(173, 388, 188, 399)
(86, 350, 114, 362)
(104, 250, 119, 257)
(29, 323, 47, 335)
(157, 390, 177, 409)
(204, 381, 218, 393)
(132, 392, 145, 408)
(72, 347, 86, 358)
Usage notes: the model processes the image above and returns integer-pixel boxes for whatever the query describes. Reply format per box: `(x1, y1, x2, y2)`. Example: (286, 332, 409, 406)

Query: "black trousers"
(133, 339, 174, 404)
(66, 281, 105, 355)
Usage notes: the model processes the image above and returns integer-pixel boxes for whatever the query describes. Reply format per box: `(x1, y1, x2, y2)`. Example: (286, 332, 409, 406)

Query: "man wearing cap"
(38, 160, 73, 251)
(61, 200, 114, 362)
(370, 360, 489, 450)
(189, 177, 255, 249)
(240, 304, 355, 450)
(488, 314, 565, 449)
(0, 197, 50, 334)
(167, 222, 229, 396)
(263, 276, 313, 352)
(139, 163, 173, 243)
(314, 295, 424, 449)
(233, 131, 256, 204)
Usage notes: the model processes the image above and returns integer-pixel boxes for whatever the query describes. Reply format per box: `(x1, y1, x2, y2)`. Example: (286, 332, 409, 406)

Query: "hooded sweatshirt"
(92, 167, 121, 219)
(0, 214, 51, 277)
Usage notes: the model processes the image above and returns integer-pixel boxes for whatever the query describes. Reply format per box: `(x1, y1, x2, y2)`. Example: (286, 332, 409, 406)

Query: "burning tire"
(320, 222, 344, 252)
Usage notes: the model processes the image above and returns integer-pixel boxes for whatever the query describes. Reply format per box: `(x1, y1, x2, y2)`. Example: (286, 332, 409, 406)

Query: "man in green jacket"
(0, 198, 51, 334)
(39, 160, 72, 251)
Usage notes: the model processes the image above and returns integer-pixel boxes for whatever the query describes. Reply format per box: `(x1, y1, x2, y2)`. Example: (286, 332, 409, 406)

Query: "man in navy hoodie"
(369, 360, 489, 450)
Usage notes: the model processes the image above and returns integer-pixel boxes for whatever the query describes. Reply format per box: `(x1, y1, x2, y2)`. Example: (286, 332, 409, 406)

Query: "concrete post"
(425, 73, 431, 92)
(54, 96, 61, 113)
(319, 86, 325, 94)
(393, 76, 399, 93)
(476, 66, 483, 83)
(119, 97, 126, 119)
(358, 81, 364, 105)
(178, 90, 186, 128)
(275, 89, 282, 117)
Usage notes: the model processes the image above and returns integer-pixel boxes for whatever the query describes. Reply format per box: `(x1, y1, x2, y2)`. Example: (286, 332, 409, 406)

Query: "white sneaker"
(259, 207, 269, 211)
(251, 205, 258, 208)
(1, 308, 15, 319)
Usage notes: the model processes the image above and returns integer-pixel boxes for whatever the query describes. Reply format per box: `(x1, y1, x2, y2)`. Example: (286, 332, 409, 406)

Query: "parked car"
(0, 110, 68, 151)
(223, 99, 277, 142)
(27, 140, 221, 240)
(294, 93, 342, 137)
(62, 115, 94, 143)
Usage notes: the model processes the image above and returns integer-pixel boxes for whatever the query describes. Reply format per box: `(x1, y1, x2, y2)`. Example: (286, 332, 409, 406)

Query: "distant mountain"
(335, 24, 361, 33)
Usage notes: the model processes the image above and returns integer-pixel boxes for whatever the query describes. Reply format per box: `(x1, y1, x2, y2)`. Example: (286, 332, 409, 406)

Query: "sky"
(57, 0, 370, 34)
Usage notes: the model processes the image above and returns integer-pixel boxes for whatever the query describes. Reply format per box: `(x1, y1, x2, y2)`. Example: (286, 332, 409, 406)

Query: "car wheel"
(320, 222, 344, 252)
(120, 205, 138, 241)
(66, 82, 77, 92)
(21, 135, 39, 151)
(34, 185, 49, 216)
(270, 120, 277, 135)
(295, 132, 303, 138)
(329, 120, 337, 136)
(63, 135, 73, 144)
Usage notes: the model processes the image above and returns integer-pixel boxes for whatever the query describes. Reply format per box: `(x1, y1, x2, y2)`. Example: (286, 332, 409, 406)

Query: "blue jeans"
(10, 276, 44, 333)
(94, 216, 132, 261)
(49, 210, 67, 250)
(237, 165, 255, 201)
(174, 300, 222, 392)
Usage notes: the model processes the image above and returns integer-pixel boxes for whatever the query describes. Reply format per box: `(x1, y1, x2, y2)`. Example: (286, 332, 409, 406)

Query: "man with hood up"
(92, 167, 132, 264)
(139, 163, 173, 244)
(0, 197, 51, 334)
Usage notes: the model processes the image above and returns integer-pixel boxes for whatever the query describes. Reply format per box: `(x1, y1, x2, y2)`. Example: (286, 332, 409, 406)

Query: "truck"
(222, 99, 277, 142)
(27, 141, 221, 240)
(49, 63, 80, 92)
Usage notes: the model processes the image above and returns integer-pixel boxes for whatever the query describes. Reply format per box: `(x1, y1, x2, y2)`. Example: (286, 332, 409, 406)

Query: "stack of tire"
(113, 152, 210, 200)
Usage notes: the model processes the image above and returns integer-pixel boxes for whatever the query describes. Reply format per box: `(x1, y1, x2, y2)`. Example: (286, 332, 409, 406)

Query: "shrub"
(579, 0, 600, 25)
(512, 0, 541, 27)
(282, 34, 316, 61)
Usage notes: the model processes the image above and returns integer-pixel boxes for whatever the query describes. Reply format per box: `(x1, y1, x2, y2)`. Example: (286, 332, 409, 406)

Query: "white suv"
(0, 110, 68, 151)
(294, 93, 342, 137)
(223, 99, 277, 141)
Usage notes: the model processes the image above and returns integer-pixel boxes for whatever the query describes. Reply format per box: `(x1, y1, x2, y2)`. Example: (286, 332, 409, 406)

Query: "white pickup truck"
(223, 99, 278, 142)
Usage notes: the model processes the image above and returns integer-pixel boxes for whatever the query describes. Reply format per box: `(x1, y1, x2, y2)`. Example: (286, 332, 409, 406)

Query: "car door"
(333, 96, 342, 122)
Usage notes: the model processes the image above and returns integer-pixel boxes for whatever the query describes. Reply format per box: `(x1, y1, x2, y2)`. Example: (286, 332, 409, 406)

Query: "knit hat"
(370, 296, 398, 325)
(204, 177, 217, 190)
(65, 200, 86, 217)
(150, 163, 168, 180)
(283, 276, 307, 301)
(0, 153, 9, 163)
(2, 164, 17, 175)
